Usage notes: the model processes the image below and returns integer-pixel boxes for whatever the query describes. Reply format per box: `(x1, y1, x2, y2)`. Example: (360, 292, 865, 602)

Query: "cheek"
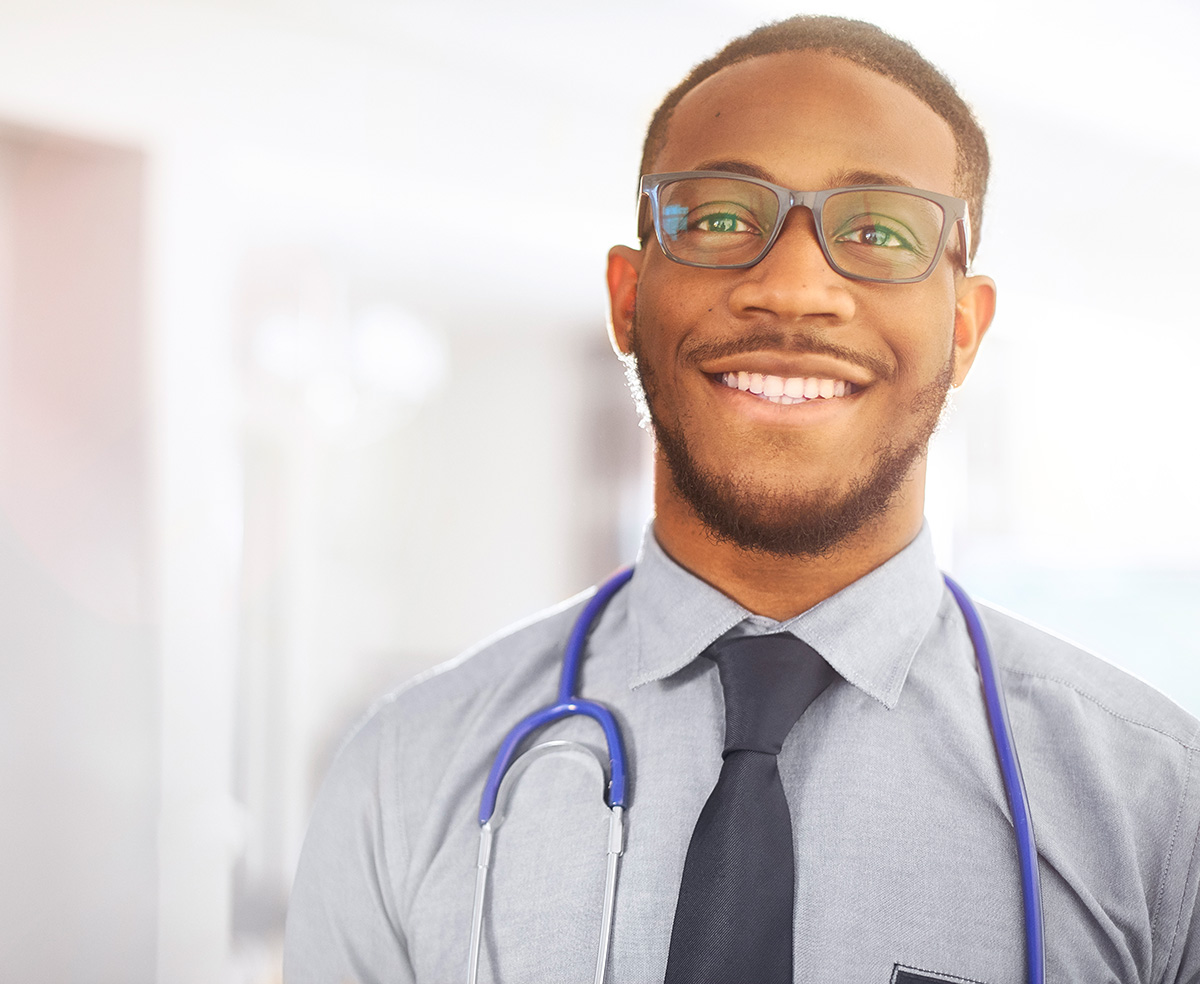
(878, 290, 958, 377)
(639, 253, 727, 315)
(631, 279, 701, 363)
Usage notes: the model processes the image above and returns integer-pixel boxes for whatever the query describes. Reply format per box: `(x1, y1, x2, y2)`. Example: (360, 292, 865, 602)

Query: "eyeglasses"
(639, 170, 971, 284)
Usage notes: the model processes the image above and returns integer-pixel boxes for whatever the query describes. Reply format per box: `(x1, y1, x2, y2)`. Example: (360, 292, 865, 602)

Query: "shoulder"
(325, 587, 595, 798)
(382, 589, 590, 728)
(293, 587, 597, 902)
(967, 601, 1200, 968)
(975, 600, 1200, 751)
(285, 589, 597, 981)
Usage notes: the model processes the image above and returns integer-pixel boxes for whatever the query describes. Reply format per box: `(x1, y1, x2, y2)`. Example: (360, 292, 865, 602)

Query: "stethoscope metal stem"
(466, 826, 493, 984)
(595, 805, 624, 984)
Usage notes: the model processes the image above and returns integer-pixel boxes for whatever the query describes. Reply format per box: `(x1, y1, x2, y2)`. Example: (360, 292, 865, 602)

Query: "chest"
(401, 675, 1155, 983)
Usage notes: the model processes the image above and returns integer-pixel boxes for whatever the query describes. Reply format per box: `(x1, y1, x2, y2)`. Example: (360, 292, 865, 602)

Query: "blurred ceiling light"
(251, 311, 323, 382)
(247, 302, 447, 437)
(304, 373, 360, 429)
(351, 304, 448, 404)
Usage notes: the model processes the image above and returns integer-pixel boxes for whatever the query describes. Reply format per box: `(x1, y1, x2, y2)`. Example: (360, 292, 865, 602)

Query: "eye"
(692, 210, 755, 234)
(672, 199, 761, 237)
(833, 215, 917, 251)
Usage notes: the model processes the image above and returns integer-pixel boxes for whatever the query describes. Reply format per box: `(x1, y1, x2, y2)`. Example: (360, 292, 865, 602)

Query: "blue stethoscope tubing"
(469, 567, 1045, 984)
(477, 566, 635, 825)
(468, 567, 635, 984)
(944, 573, 1046, 984)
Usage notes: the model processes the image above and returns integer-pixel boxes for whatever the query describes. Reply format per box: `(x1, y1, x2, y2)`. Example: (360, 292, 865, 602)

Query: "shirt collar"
(625, 522, 945, 709)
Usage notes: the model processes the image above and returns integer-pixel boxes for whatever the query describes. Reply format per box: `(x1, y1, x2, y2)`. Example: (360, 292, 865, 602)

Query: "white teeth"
(718, 371, 857, 404)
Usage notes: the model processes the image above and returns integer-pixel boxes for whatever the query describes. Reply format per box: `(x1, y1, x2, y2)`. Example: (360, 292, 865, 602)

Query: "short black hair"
(640, 15, 990, 261)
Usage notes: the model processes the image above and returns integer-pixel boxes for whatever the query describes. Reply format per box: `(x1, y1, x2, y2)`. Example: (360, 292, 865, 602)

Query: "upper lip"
(699, 352, 878, 388)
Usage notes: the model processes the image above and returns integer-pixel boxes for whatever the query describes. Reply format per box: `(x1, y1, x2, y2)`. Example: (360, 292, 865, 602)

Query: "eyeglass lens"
(655, 176, 948, 280)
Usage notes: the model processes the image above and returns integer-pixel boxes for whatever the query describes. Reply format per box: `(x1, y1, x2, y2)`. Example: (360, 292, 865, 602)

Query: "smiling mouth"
(716, 371, 861, 405)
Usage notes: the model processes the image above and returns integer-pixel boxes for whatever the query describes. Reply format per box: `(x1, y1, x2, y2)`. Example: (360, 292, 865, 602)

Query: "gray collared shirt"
(284, 525, 1200, 983)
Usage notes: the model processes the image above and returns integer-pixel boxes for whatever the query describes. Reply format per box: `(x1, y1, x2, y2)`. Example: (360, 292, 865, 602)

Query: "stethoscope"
(467, 568, 1045, 984)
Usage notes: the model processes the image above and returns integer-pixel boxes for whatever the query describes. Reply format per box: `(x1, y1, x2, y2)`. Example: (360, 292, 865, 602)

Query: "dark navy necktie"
(664, 632, 837, 984)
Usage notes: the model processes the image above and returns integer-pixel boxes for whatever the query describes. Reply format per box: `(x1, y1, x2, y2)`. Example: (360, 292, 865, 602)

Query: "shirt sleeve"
(283, 708, 414, 984)
(1163, 743, 1200, 984)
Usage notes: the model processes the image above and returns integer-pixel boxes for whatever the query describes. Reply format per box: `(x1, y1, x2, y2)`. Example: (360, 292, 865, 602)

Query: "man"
(284, 16, 1200, 983)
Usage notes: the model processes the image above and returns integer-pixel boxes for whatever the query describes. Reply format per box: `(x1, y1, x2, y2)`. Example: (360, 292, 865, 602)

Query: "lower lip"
(708, 375, 862, 422)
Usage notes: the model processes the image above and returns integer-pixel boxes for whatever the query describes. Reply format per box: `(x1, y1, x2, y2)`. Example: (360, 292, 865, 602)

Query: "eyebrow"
(692, 159, 776, 181)
(826, 167, 917, 190)
(690, 159, 918, 191)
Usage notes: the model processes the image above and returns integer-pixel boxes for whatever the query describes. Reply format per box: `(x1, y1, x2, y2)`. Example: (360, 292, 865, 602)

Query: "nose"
(727, 207, 857, 323)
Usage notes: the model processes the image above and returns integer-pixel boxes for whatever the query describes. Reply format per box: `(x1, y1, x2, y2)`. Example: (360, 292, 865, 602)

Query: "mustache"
(682, 325, 894, 382)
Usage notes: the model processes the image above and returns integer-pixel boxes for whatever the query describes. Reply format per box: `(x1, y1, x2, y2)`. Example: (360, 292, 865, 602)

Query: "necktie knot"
(706, 632, 837, 756)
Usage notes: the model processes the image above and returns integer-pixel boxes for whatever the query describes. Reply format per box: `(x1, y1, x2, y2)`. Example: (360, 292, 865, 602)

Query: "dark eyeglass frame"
(638, 170, 972, 284)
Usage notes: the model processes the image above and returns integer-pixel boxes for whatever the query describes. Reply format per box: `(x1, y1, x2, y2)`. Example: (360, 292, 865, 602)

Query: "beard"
(625, 319, 954, 559)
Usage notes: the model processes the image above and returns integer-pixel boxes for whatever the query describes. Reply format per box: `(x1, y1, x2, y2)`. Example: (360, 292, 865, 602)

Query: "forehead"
(655, 50, 958, 194)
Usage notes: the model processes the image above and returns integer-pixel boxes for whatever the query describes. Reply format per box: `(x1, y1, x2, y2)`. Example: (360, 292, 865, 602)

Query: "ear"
(951, 274, 996, 387)
(606, 245, 642, 356)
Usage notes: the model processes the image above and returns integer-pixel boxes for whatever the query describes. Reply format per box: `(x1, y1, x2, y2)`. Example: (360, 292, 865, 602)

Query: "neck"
(651, 470, 927, 621)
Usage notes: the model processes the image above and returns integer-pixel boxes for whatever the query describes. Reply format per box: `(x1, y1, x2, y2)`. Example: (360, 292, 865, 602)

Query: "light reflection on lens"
(656, 177, 778, 265)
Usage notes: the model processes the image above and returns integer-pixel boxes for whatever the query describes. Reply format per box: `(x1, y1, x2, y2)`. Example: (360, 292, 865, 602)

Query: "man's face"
(608, 51, 993, 558)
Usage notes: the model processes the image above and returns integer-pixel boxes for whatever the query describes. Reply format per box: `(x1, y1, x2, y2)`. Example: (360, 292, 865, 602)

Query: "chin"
(652, 403, 937, 559)
(669, 460, 913, 558)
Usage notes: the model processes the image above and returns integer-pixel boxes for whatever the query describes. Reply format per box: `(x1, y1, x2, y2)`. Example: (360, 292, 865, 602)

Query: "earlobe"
(951, 274, 996, 387)
(606, 245, 642, 356)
